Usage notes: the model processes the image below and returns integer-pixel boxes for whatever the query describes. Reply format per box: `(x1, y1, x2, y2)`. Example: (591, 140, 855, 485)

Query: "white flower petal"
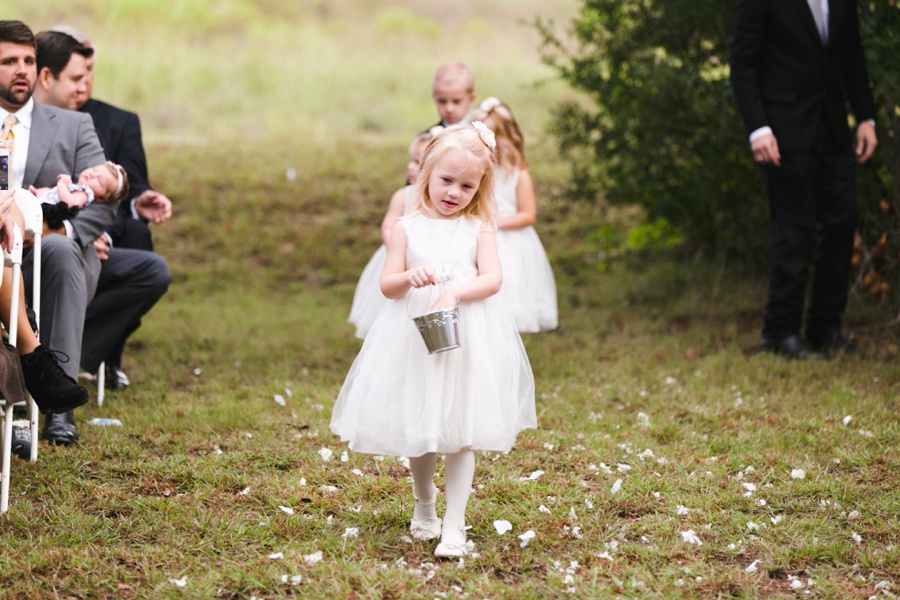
(680, 530, 702, 545)
(318, 448, 333, 462)
(342, 527, 359, 538)
(791, 469, 806, 479)
(741, 482, 757, 492)
(745, 559, 760, 573)
(268, 552, 284, 559)
(676, 505, 690, 516)
(273, 394, 286, 406)
(303, 551, 323, 566)
(610, 479, 623, 494)
(278, 506, 294, 515)
(169, 576, 187, 587)
(848, 510, 860, 521)
(493, 520, 513, 535)
(842, 415, 853, 426)
(747, 522, 759, 531)
(518, 530, 536, 548)
(538, 505, 551, 514)
(851, 531, 862, 544)
(597, 551, 613, 561)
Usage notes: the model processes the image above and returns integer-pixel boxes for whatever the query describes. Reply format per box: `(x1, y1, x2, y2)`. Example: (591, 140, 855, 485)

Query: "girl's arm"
(497, 168, 537, 230)
(380, 219, 436, 299)
(380, 187, 407, 246)
(55, 177, 89, 209)
(429, 229, 502, 311)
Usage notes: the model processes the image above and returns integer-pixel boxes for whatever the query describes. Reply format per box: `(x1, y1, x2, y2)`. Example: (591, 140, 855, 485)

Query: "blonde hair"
(431, 61, 475, 94)
(408, 124, 497, 229)
(409, 131, 434, 157)
(469, 99, 526, 173)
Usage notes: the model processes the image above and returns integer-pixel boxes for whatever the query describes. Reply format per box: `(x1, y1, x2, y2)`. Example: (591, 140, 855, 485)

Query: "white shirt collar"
(1, 96, 34, 129)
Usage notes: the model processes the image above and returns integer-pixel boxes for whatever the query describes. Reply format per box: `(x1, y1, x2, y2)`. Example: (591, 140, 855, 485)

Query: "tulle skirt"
(331, 283, 536, 457)
(347, 245, 389, 339)
(495, 226, 558, 333)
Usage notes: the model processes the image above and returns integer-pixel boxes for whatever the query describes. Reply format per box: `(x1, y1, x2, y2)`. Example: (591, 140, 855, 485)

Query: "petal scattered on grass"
(747, 522, 759, 531)
(851, 531, 862, 544)
(342, 528, 359, 538)
(318, 448, 333, 462)
(303, 551, 323, 566)
(280, 575, 302, 585)
(169, 577, 187, 587)
(610, 479, 623, 494)
(521, 470, 544, 482)
(745, 560, 760, 573)
(597, 551, 613, 561)
(538, 505, 551, 514)
(238, 487, 251, 496)
(771, 515, 783, 525)
(518, 530, 536, 548)
(680, 530, 702, 545)
(494, 520, 513, 535)
(741, 482, 757, 492)
(676, 505, 690, 516)
(848, 510, 860, 521)
(791, 469, 806, 479)
(279, 506, 294, 515)
(273, 394, 286, 407)
(842, 415, 853, 426)
(268, 552, 284, 559)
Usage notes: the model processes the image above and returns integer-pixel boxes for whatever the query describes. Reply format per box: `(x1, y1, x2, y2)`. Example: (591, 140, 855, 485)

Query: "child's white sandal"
(434, 522, 470, 558)
(409, 486, 441, 541)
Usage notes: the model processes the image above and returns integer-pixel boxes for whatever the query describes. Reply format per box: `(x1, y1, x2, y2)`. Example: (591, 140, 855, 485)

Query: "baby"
(33, 161, 129, 230)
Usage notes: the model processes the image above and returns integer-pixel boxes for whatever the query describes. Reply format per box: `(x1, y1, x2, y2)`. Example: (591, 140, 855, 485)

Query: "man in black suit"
(45, 26, 172, 389)
(730, 0, 878, 359)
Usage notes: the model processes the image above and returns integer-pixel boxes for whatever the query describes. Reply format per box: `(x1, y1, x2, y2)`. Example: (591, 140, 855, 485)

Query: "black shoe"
(104, 363, 130, 390)
(11, 422, 31, 460)
(760, 334, 808, 360)
(20, 345, 90, 415)
(42, 411, 79, 445)
(807, 330, 858, 355)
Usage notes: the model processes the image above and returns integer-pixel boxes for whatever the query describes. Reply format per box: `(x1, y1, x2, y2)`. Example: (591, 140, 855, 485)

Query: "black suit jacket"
(79, 98, 151, 244)
(730, 0, 876, 153)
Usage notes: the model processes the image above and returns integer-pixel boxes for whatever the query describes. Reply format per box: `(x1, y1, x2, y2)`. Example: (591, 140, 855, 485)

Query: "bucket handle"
(406, 285, 460, 318)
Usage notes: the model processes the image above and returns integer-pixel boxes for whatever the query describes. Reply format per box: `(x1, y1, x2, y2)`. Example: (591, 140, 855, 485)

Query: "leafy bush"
(537, 0, 900, 307)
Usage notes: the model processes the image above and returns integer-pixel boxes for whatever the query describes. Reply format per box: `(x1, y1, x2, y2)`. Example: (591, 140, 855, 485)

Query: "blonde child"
(469, 98, 558, 332)
(331, 123, 536, 558)
(31, 161, 129, 230)
(429, 62, 477, 129)
(348, 131, 435, 339)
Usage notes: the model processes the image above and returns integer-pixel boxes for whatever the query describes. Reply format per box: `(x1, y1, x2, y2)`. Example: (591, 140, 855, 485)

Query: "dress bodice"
(403, 213, 481, 285)
(493, 168, 520, 219)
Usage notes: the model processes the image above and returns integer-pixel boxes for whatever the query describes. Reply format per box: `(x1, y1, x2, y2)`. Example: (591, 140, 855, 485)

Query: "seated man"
(43, 26, 172, 390)
(1, 21, 106, 446)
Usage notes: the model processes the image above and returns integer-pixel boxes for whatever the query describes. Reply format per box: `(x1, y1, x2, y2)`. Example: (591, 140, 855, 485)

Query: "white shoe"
(409, 485, 441, 541)
(434, 522, 469, 558)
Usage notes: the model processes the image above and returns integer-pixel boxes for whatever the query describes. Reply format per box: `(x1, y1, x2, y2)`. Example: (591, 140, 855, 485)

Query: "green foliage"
(855, 2, 900, 310)
(537, 0, 769, 264)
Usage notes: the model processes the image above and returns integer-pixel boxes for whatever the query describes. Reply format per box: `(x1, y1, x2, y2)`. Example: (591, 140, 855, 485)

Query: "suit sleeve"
(840, 0, 877, 123)
(115, 111, 151, 202)
(730, 0, 769, 136)
(68, 114, 118, 248)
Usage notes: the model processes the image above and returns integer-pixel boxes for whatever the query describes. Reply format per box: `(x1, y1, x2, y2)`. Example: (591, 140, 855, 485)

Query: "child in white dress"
(331, 123, 536, 558)
(348, 132, 434, 339)
(469, 98, 557, 332)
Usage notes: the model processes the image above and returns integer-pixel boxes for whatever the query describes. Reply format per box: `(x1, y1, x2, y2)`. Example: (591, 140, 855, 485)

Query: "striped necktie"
(1, 114, 16, 187)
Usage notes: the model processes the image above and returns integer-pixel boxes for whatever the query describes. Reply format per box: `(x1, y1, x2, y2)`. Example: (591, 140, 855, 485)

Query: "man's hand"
(855, 121, 878, 164)
(134, 190, 173, 224)
(751, 133, 781, 167)
(93, 235, 111, 261)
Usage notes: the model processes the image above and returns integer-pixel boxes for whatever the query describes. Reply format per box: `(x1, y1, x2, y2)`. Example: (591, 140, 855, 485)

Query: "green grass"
(3, 2, 899, 598)
(1, 139, 898, 599)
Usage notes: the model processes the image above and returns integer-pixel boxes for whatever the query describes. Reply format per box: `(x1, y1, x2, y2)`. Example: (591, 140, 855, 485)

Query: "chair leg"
(97, 361, 105, 407)
(28, 398, 38, 463)
(1, 403, 13, 513)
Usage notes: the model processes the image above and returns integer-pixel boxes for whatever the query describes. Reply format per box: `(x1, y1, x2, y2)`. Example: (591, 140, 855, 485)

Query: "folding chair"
(1, 224, 30, 513)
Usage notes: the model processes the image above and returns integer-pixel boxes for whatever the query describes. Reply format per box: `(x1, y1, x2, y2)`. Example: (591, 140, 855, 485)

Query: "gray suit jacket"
(23, 102, 117, 253)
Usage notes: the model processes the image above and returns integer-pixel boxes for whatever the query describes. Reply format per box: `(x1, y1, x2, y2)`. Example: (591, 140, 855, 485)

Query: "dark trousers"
(80, 247, 171, 373)
(761, 127, 857, 340)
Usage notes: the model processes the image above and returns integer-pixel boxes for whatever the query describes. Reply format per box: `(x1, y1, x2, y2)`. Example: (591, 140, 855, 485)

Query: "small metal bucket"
(412, 305, 461, 354)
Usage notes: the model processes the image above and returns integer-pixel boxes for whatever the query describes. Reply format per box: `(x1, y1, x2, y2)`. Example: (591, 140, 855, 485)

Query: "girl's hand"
(427, 290, 458, 312)
(406, 266, 436, 288)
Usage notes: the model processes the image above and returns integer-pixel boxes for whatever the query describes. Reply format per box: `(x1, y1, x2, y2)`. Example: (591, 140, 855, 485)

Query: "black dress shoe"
(760, 334, 808, 360)
(20, 345, 90, 414)
(807, 330, 858, 355)
(11, 423, 32, 460)
(42, 411, 79, 445)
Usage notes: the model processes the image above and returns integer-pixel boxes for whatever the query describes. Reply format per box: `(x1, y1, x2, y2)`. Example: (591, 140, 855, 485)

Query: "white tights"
(408, 449, 475, 526)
